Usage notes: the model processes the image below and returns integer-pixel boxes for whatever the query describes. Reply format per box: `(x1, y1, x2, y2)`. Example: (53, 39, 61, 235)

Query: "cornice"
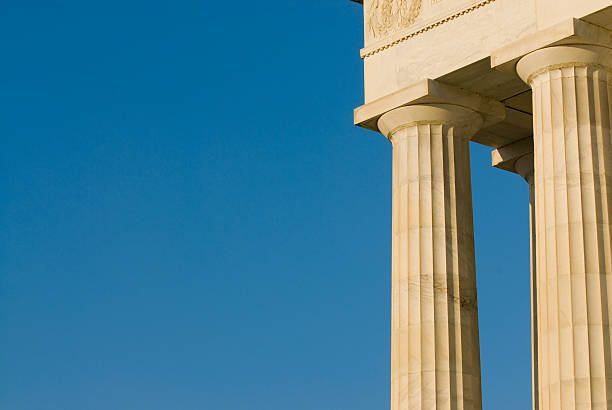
(360, 0, 497, 59)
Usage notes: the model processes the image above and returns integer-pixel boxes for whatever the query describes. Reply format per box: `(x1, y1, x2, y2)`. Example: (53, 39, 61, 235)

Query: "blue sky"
(1, 1, 531, 409)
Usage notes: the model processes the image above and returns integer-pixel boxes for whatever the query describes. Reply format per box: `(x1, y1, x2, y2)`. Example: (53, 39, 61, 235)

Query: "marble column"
(517, 45, 612, 409)
(378, 104, 483, 410)
(515, 152, 539, 410)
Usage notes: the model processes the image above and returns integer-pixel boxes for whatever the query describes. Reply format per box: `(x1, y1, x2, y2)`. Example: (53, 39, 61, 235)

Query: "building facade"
(352, 1, 612, 408)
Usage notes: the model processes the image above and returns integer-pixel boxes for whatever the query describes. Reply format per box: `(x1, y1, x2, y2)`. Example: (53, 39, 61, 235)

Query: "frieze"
(362, 0, 497, 58)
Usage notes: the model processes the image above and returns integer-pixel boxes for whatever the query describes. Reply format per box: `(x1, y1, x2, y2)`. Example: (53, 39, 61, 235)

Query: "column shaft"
(529, 181, 540, 410)
(516, 153, 539, 410)
(518, 45, 612, 409)
(379, 105, 483, 410)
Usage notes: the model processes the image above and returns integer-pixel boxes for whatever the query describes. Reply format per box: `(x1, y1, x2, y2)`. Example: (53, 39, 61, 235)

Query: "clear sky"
(0, 1, 532, 409)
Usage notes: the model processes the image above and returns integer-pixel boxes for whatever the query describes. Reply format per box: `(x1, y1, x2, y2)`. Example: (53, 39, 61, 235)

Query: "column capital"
(377, 104, 484, 142)
(517, 44, 612, 85)
(514, 153, 534, 186)
(354, 79, 505, 134)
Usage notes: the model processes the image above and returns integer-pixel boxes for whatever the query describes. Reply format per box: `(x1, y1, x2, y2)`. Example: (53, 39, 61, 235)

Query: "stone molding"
(360, 0, 497, 59)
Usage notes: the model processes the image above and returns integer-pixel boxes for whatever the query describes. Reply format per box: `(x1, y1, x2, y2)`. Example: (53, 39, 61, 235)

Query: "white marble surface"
(379, 104, 483, 410)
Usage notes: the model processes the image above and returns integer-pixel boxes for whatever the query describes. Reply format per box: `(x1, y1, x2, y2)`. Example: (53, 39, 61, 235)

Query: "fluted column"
(378, 104, 483, 410)
(517, 45, 612, 409)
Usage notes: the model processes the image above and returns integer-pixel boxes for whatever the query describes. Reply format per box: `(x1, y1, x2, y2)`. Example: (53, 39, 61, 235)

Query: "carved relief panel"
(366, 0, 423, 40)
